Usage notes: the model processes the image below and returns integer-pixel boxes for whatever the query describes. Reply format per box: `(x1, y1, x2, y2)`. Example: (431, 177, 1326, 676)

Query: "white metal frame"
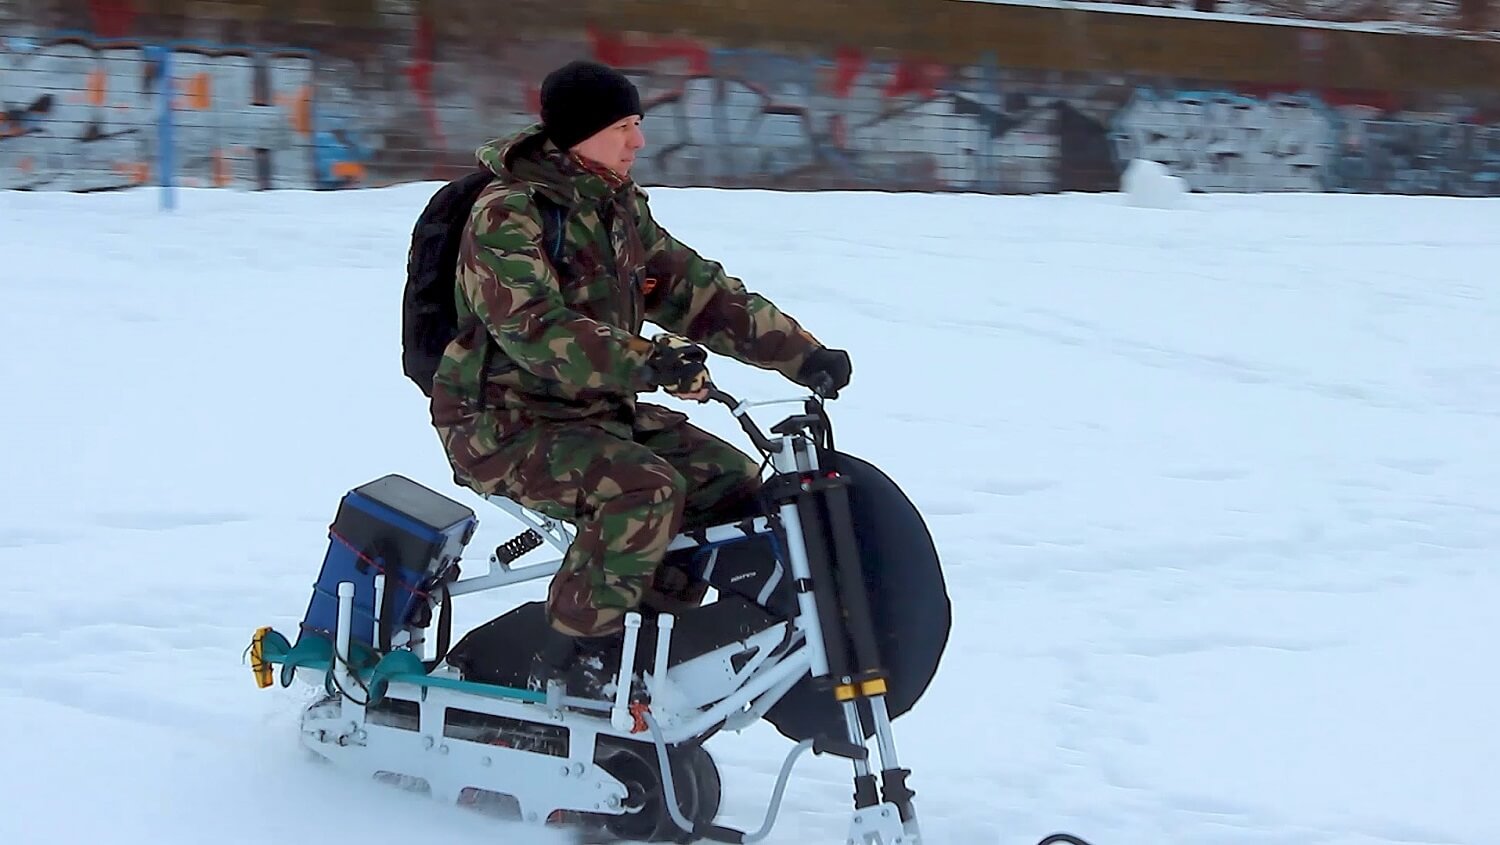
(296, 391, 922, 843)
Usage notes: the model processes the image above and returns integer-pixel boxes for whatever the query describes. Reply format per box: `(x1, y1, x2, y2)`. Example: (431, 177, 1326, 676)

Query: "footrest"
(367, 650, 548, 705)
(250, 626, 548, 706)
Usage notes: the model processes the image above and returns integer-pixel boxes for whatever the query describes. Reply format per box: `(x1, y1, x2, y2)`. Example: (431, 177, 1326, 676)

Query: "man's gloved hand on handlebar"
(794, 347, 853, 399)
(643, 333, 711, 401)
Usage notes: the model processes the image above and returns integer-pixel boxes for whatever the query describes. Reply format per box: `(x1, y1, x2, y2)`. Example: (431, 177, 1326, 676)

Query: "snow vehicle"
(247, 385, 961, 843)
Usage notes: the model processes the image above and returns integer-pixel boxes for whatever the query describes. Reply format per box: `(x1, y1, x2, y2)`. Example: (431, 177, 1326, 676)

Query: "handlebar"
(701, 381, 835, 457)
(703, 385, 776, 455)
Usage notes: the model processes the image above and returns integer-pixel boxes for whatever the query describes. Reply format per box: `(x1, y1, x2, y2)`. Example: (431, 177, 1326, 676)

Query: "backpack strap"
(534, 193, 568, 267)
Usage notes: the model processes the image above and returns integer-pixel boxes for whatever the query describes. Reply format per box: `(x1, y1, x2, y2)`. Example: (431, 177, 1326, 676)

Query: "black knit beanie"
(540, 60, 643, 151)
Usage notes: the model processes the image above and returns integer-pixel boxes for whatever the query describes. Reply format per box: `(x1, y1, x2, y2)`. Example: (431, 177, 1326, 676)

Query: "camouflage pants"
(439, 407, 762, 637)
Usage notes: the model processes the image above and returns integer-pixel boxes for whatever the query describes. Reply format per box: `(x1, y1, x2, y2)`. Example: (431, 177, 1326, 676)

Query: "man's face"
(572, 115, 645, 176)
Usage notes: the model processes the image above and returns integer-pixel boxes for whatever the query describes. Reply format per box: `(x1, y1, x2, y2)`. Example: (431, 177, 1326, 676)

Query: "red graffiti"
(87, 0, 135, 39)
(589, 28, 711, 75)
(829, 48, 947, 100)
(884, 59, 946, 100)
(830, 47, 863, 98)
(826, 48, 950, 149)
(403, 12, 446, 171)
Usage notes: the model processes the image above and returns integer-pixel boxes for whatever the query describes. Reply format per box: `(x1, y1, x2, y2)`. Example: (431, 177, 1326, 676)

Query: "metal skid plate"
(300, 685, 628, 823)
(658, 621, 787, 711)
(847, 802, 920, 845)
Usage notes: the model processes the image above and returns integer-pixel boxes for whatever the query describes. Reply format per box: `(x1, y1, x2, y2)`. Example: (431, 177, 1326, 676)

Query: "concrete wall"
(2, 0, 1498, 194)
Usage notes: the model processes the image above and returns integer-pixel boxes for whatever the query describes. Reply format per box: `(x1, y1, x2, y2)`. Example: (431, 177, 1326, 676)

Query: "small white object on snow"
(1122, 158, 1187, 209)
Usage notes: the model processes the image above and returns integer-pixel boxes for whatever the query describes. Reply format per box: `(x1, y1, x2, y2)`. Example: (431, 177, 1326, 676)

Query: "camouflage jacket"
(430, 123, 823, 440)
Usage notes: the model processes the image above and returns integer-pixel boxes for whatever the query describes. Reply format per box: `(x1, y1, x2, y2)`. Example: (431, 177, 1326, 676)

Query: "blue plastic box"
(296, 474, 477, 656)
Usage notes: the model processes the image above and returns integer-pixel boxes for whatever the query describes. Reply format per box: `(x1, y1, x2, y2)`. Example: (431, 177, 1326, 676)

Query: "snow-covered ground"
(2, 183, 1497, 845)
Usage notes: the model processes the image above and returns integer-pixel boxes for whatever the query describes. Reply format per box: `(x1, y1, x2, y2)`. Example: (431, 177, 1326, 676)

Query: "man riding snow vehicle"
(424, 60, 853, 694)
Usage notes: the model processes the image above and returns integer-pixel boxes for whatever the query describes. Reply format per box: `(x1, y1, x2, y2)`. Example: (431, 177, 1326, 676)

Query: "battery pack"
(296, 474, 477, 658)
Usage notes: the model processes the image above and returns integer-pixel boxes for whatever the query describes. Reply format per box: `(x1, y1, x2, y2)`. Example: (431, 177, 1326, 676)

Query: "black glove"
(644, 333, 710, 396)
(795, 347, 852, 398)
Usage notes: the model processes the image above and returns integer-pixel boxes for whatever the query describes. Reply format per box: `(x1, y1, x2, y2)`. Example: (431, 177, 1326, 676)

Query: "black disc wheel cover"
(763, 450, 952, 743)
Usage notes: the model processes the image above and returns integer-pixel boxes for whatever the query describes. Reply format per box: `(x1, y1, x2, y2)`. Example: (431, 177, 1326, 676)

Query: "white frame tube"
(372, 573, 385, 644)
(652, 613, 674, 693)
(664, 648, 812, 742)
(335, 581, 355, 686)
(612, 613, 644, 731)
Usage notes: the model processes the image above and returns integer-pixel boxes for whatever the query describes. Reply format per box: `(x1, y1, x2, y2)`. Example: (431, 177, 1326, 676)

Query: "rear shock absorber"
(494, 529, 543, 565)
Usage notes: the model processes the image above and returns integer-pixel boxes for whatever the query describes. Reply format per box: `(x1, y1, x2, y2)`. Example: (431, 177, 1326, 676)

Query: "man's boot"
(569, 633, 626, 699)
(529, 627, 625, 699)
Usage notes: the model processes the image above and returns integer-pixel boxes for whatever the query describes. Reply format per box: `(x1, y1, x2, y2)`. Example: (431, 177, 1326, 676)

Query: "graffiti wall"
(1110, 87, 1500, 195)
(2, 0, 1499, 194)
(0, 37, 378, 190)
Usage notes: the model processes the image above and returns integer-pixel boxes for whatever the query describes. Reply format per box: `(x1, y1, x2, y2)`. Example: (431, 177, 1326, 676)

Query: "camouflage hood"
(475, 123, 625, 215)
(429, 122, 823, 453)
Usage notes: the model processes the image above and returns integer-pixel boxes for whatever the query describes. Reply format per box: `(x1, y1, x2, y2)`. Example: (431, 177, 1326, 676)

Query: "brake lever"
(705, 385, 738, 409)
(703, 384, 777, 456)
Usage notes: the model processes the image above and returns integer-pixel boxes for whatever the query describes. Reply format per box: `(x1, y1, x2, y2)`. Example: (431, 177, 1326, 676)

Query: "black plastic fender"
(763, 450, 951, 743)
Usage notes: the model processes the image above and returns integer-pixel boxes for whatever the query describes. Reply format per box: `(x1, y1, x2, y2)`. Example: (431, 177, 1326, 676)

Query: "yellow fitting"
(250, 626, 274, 689)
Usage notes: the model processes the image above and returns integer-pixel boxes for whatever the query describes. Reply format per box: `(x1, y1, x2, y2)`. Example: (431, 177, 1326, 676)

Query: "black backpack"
(401, 170, 567, 397)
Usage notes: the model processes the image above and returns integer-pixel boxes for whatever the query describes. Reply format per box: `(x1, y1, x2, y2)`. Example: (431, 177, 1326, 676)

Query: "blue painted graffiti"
(1328, 117, 1500, 197)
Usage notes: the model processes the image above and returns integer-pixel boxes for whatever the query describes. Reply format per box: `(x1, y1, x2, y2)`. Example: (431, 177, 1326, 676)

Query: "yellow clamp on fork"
(249, 626, 274, 689)
(833, 676, 889, 701)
